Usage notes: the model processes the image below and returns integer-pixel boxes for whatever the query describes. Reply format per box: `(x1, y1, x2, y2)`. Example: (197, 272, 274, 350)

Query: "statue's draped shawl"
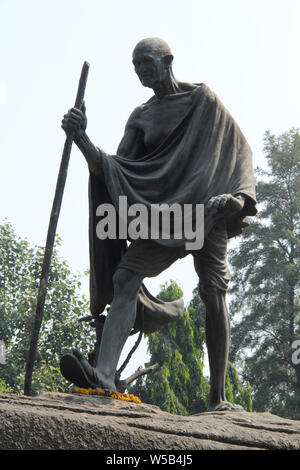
(88, 84, 257, 332)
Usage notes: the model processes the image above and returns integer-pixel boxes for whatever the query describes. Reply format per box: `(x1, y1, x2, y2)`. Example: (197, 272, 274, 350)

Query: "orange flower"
(72, 386, 141, 403)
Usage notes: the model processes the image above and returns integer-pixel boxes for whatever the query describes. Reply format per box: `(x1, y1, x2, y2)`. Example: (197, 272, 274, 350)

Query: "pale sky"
(1, 0, 300, 377)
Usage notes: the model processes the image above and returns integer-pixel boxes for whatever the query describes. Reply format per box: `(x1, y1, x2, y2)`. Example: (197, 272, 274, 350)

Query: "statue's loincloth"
(118, 221, 230, 292)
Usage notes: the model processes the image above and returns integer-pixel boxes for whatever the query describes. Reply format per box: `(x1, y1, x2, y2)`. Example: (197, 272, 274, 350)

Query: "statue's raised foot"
(60, 348, 115, 391)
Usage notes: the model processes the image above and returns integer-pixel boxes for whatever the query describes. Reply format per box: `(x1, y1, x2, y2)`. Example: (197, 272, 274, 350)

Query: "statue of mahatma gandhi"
(60, 38, 257, 411)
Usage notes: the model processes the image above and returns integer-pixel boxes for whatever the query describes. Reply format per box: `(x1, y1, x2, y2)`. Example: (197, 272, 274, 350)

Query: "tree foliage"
(229, 128, 300, 419)
(0, 220, 253, 411)
(129, 280, 252, 415)
(0, 221, 94, 394)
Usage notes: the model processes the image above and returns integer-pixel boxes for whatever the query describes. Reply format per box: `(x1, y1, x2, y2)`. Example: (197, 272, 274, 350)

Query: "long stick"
(24, 61, 89, 396)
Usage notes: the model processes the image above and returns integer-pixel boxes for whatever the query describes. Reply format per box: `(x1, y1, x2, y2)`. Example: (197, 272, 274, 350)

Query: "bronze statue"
(60, 38, 257, 411)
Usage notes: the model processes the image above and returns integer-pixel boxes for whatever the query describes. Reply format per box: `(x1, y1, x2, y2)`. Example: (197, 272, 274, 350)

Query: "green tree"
(0, 221, 94, 394)
(129, 280, 252, 414)
(229, 128, 300, 419)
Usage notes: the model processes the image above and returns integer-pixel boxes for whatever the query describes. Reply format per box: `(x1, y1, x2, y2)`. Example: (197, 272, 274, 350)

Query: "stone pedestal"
(0, 392, 299, 450)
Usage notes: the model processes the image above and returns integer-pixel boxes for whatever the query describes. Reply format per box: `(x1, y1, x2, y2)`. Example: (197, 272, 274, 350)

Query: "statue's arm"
(75, 132, 107, 180)
(61, 105, 107, 180)
(61, 105, 146, 179)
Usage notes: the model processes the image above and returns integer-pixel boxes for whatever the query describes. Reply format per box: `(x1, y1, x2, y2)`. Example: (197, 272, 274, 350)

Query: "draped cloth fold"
(88, 84, 257, 332)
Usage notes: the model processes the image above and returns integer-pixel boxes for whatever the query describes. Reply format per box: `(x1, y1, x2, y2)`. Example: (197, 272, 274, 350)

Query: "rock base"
(0, 392, 299, 450)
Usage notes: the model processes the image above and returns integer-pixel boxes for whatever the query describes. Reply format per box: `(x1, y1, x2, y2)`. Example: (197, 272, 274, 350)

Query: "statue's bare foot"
(60, 348, 116, 391)
(208, 400, 245, 412)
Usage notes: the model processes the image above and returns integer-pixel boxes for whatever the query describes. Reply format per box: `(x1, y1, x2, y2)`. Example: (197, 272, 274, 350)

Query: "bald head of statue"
(132, 38, 177, 93)
(133, 37, 173, 58)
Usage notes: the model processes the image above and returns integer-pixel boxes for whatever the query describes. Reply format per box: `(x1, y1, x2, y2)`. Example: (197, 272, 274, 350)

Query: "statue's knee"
(112, 269, 141, 297)
(199, 284, 226, 307)
(112, 268, 130, 291)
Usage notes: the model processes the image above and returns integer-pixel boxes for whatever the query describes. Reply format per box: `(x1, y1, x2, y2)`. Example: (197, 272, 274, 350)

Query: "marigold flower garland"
(72, 386, 141, 404)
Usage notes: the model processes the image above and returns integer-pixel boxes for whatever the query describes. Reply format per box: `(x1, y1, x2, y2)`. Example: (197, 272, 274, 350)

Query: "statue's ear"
(162, 54, 174, 68)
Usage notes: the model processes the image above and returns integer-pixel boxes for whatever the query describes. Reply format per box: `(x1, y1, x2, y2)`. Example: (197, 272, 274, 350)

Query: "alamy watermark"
(95, 196, 204, 250)
(0, 340, 6, 365)
(292, 340, 300, 366)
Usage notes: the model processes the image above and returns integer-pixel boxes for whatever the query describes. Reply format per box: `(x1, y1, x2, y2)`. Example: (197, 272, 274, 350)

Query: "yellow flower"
(72, 386, 141, 403)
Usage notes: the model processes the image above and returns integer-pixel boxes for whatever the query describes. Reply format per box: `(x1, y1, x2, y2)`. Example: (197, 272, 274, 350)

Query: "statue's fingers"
(212, 198, 222, 208)
(72, 107, 85, 117)
(62, 117, 78, 130)
(69, 109, 83, 119)
(206, 197, 216, 208)
(71, 110, 86, 127)
(61, 117, 72, 128)
(67, 116, 81, 127)
(68, 114, 86, 129)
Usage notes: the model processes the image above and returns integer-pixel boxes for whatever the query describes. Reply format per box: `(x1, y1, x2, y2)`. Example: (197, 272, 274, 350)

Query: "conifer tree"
(229, 129, 300, 419)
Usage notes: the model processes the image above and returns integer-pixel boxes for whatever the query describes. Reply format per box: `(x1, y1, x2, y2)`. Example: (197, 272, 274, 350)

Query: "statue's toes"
(213, 401, 244, 412)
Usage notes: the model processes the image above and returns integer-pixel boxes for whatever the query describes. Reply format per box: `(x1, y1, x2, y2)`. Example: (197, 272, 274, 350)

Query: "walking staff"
(24, 62, 89, 395)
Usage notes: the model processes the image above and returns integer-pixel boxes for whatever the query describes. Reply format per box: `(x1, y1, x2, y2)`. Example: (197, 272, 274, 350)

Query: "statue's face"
(132, 46, 169, 89)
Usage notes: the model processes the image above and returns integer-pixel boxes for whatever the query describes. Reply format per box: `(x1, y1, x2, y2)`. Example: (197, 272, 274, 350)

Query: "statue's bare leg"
(60, 268, 142, 390)
(197, 196, 246, 411)
(94, 268, 142, 390)
(200, 286, 243, 411)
